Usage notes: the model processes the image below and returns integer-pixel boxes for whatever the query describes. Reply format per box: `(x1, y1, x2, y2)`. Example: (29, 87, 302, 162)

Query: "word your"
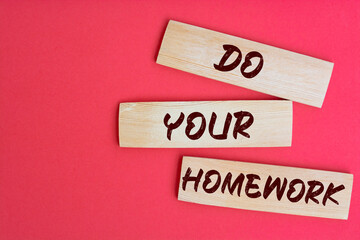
(182, 167, 345, 206)
(214, 44, 264, 78)
(163, 111, 254, 141)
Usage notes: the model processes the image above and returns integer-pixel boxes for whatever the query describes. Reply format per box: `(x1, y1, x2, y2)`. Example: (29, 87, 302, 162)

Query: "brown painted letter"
(164, 112, 185, 140)
(209, 112, 232, 140)
(221, 172, 245, 197)
(245, 174, 261, 198)
(214, 44, 242, 72)
(203, 170, 221, 193)
(240, 51, 264, 78)
(233, 111, 254, 139)
(185, 112, 206, 140)
(287, 179, 305, 203)
(182, 167, 204, 192)
(263, 176, 288, 201)
(305, 180, 324, 204)
(322, 183, 345, 206)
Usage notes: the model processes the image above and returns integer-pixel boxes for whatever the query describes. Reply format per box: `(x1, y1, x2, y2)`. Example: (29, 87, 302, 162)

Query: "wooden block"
(156, 20, 334, 108)
(119, 100, 292, 148)
(178, 156, 353, 219)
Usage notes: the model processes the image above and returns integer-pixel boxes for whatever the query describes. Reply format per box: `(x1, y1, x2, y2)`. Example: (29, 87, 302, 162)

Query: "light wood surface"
(119, 100, 292, 148)
(178, 156, 353, 219)
(157, 20, 334, 108)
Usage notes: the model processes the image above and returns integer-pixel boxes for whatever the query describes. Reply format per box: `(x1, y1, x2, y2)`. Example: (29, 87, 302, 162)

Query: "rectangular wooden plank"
(178, 156, 353, 219)
(156, 20, 334, 108)
(119, 100, 292, 148)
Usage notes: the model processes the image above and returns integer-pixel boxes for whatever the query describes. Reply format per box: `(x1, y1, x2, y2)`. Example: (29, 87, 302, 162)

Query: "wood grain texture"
(157, 20, 334, 108)
(178, 156, 353, 219)
(119, 100, 292, 148)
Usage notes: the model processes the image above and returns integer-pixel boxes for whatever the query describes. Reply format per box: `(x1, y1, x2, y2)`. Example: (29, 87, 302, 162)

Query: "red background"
(1, 1, 359, 239)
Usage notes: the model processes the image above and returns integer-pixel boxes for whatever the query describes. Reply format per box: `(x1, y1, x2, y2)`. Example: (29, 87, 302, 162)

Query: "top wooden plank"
(156, 20, 334, 108)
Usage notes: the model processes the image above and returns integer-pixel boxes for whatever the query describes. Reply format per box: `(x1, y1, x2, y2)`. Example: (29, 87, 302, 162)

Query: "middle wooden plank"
(119, 100, 292, 148)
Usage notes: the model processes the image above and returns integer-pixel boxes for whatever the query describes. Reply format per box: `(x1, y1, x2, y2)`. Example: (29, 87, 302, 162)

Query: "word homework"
(178, 156, 353, 219)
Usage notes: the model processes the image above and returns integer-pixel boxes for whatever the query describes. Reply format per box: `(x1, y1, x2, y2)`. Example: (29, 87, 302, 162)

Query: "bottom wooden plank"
(178, 156, 353, 219)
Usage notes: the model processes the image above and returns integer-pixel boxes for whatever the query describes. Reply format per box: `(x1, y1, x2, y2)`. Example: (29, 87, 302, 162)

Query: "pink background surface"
(1, 1, 359, 239)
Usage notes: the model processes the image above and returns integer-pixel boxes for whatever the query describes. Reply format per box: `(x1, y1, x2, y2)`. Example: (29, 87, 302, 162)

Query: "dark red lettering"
(203, 170, 221, 193)
(214, 45, 242, 72)
(305, 180, 324, 204)
(182, 167, 204, 192)
(221, 172, 245, 196)
(241, 51, 264, 78)
(263, 176, 287, 201)
(209, 112, 232, 140)
(322, 183, 345, 206)
(287, 179, 305, 203)
(163, 112, 185, 140)
(233, 111, 254, 139)
(245, 174, 261, 198)
(185, 112, 206, 140)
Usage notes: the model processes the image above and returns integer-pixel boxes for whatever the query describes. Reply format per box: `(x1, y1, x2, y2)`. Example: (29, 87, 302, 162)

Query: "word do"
(214, 44, 264, 78)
